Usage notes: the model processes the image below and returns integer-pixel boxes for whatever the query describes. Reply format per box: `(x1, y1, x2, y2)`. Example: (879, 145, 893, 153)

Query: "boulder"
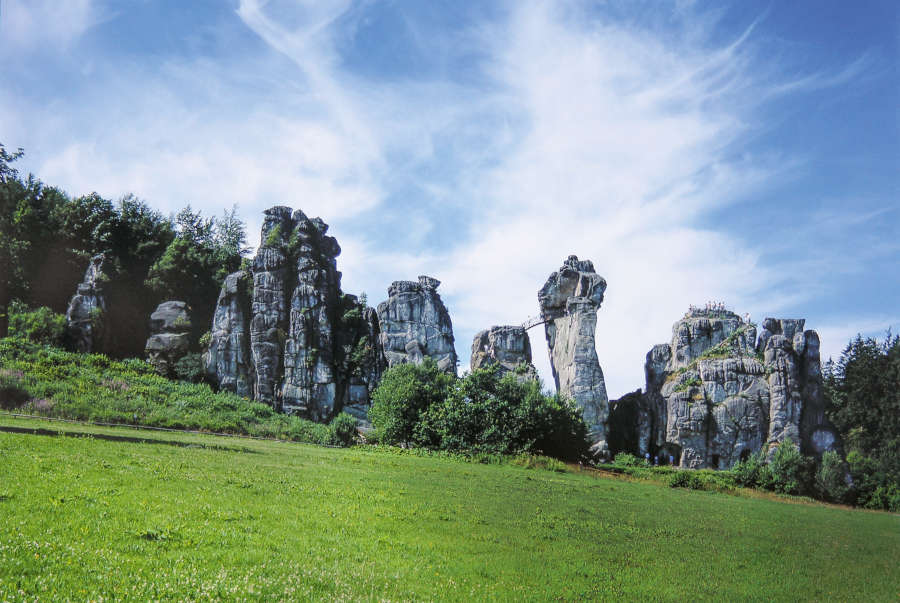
(145, 301, 192, 378)
(471, 325, 537, 381)
(376, 276, 457, 373)
(538, 256, 609, 455)
(64, 254, 108, 353)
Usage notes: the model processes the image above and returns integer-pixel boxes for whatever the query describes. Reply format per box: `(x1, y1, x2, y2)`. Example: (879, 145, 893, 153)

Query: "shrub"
(368, 359, 454, 446)
(9, 305, 66, 346)
(369, 362, 591, 462)
(815, 450, 852, 504)
(669, 471, 704, 490)
(865, 484, 900, 513)
(613, 452, 646, 467)
(768, 439, 814, 495)
(420, 370, 591, 461)
(174, 353, 205, 383)
(845, 451, 899, 511)
(328, 413, 358, 447)
(730, 450, 769, 488)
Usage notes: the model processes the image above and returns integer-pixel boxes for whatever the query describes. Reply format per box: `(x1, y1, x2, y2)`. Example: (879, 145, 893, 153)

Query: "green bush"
(368, 359, 454, 446)
(328, 412, 359, 447)
(174, 353, 205, 383)
(815, 450, 851, 504)
(9, 305, 66, 346)
(730, 450, 770, 488)
(669, 471, 704, 490)
(767, 439, 814, 495)
(845, 451, 900, 511)
(369, 362, 591, 462)
(613, 452, 646, 467)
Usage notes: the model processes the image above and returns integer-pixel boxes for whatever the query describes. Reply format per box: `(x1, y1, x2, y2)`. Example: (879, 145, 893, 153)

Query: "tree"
(0, 144, 34, 337)
(825, 333, 900, 508)
(145, 205, 248, 345)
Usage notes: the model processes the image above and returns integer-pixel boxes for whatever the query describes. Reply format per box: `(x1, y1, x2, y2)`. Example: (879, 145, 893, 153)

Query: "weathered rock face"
(376, 276, 457, 373)
(65, 254, 108, 353)
(250, 206, 294, 408)
(206, 206, 384, 420)
(628, 308, 840, 469)
(205, 271, 253, 397)
(471, 325, 537, 380)
(145, 301, 191, 378)
(538, 256, 609, 454)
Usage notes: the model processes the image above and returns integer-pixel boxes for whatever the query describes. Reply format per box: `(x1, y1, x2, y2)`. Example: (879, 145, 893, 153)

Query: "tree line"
(0, 143, 248, 356)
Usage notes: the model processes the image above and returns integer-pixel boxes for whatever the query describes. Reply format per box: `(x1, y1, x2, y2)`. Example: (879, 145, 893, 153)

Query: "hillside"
(0, 415, 897, 601)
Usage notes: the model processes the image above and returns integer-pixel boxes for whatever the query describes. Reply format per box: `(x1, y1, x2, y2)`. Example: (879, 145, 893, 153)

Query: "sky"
(1, 0, 897, 398)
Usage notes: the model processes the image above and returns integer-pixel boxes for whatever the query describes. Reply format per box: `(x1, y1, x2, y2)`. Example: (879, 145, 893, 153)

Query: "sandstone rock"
(249, 206, 294, 407)
(145, 301, 192, 378)
(376, 276, 457, 373)
(635, 308, 840, 469)
(470, 325, 537, 380)
(281, 210, 343, 420)
(208, 206, 383, 421)
(205, 271, 253, 397)
(538, 256, 608, 454)
(65, 254, 108, 353)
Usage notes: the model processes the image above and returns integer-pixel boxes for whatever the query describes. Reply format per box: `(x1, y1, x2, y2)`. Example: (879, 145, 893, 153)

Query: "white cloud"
(0, 0, 110, 53)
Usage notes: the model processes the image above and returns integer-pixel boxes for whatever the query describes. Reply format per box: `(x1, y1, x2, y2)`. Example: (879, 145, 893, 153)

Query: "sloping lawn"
(0, 416, 897, 601)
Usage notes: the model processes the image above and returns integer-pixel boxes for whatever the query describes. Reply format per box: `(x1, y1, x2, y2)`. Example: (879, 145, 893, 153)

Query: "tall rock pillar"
(249, 206, 294, 408)
(538, 256, 609, 454)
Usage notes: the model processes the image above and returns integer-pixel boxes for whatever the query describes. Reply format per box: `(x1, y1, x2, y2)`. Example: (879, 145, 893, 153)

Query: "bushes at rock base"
(846, 451, 900, 511)
(669, 471, 704, 490)
(815, 450, 852, 504)
(369, 361, 591, 462)
(729, 441, 815, 496)
(174, 353, 205, 383)
(368, 359, 454, 446)
(9, 304, 66, 347)
(328, 412, 359, 447)
(768, 439, 815, 495)
(613, 452, 647, 467)
(731, 450, 771, 489)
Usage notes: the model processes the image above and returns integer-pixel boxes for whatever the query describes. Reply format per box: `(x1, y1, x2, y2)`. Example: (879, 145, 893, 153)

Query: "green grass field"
(1, 416, 897, 601)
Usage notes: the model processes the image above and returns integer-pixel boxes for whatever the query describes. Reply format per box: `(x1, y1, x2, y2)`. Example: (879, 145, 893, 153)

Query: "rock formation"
(205, 206, 384, 420)
(538, 256, 609, 454)
(470, 325, 537, 380)
(622, 308, 840, 469)
(65, 254, 108, 353)
(376, 276, 457, 373)
(205, 271, 253, 397)
(145, 301, 191, 378)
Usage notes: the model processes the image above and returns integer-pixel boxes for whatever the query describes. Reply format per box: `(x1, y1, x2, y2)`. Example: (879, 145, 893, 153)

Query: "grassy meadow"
(1, 415, 897, 601)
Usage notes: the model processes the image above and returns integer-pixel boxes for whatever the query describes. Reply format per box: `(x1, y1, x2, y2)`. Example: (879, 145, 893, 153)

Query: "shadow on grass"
(0, 424, 260, 454)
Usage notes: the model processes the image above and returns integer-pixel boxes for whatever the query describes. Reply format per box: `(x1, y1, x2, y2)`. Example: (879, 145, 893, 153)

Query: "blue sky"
(1, 0, 897, 397)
